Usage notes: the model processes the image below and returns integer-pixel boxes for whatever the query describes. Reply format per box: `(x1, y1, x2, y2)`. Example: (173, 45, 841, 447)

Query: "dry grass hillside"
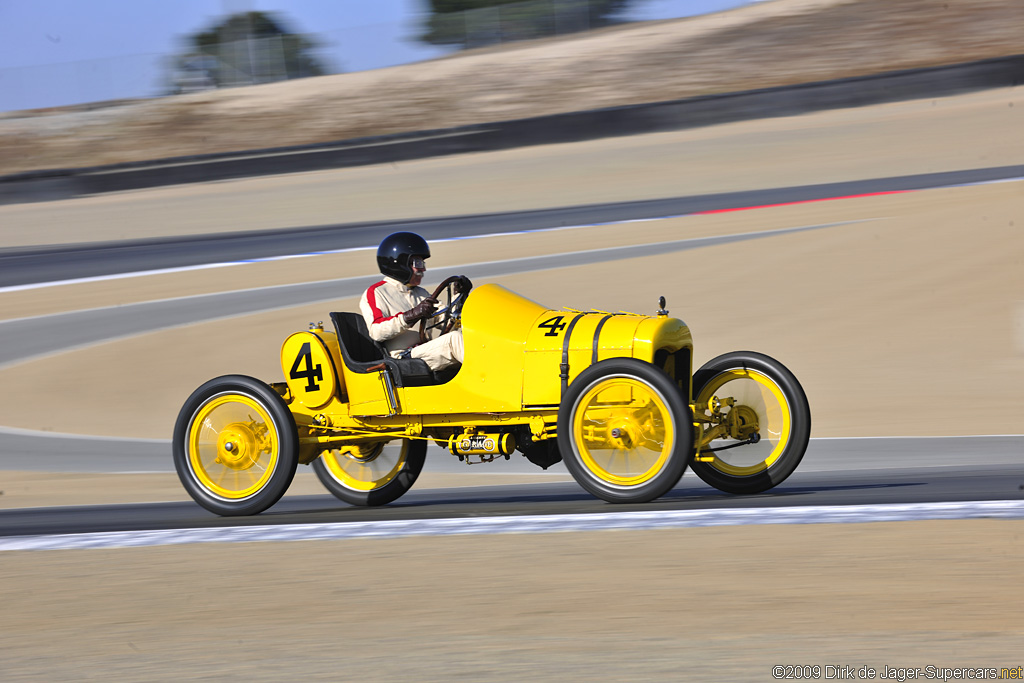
(0, 0, 1022, 174)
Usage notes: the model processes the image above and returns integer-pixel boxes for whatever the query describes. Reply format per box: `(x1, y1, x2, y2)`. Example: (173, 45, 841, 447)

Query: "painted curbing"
(3, 501, 1024, 551)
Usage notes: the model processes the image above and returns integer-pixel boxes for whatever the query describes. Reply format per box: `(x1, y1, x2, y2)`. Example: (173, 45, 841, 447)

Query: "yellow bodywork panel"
(523, 312, 644, 406)
(280, 284, 693, 442)
(344, 368, 395, 416)
(634, 316, 693, 363)
(635, 316, 694, 397)
(401, 284, 547, 414)
(280, 329, 341, 410)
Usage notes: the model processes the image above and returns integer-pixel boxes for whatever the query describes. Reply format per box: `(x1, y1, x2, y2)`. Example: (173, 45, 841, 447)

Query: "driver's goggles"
(410, 257, 426, 270)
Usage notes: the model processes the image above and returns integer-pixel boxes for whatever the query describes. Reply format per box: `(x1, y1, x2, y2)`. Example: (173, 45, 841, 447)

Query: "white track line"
(4, 501, 1023, 552)
(0, 214, 670, 294)
(0, 218, 869, 324)
(4, 174, 1022, 296)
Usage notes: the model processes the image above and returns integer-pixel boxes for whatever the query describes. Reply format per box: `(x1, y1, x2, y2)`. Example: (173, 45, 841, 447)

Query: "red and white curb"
(3, 500, 1023, 552)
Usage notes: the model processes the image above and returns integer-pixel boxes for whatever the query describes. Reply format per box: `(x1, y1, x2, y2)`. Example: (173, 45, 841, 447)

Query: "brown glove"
(402, 296, 438, 324)
(455, 275, 473, 294)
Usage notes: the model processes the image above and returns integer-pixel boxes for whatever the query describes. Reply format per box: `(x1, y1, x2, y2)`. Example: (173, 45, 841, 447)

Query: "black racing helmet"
(377, 231, 430, 284)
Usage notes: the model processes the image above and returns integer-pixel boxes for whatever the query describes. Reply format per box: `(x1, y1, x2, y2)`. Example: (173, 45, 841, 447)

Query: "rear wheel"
(312, 439, 426, 506)
(173, 375, 298, 516)
(690, 352, 810, 494)
(558, 358, 692, 503)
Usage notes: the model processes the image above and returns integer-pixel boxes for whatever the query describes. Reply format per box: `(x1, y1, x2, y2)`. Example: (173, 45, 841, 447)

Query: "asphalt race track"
(0, 441, 1022, 539)
(1, 174, 1022, 541)
(2, 163, 1023, 289)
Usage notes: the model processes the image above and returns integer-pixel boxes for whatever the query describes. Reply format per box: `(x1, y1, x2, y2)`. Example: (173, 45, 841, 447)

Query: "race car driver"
(359, 231, 471, 372)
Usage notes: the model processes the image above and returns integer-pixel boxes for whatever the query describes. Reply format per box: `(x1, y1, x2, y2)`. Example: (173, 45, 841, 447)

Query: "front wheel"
(312, 439, 426, 506)
(173, 375, 299, 516)
(558, 358, 693, 503)
(690, 352, 810, 494)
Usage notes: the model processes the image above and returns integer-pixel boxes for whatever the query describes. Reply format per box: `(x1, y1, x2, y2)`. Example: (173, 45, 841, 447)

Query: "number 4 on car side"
(173, 281, 811, 516)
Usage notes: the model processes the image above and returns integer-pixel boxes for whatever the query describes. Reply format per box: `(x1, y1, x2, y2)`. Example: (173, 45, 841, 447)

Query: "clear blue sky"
(0, 0, 761, 112)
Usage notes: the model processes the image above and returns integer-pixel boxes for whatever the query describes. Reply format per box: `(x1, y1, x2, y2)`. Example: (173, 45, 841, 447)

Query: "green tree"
(169, 11, 327, 93)
(421, 0, 637, 48)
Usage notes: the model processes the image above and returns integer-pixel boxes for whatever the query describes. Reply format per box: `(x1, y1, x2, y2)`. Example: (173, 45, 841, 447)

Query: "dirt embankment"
(1, 0, 1022, 175)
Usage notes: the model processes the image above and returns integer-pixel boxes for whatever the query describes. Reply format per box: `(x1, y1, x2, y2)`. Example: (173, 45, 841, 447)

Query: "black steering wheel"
(419, 276, 471, 344)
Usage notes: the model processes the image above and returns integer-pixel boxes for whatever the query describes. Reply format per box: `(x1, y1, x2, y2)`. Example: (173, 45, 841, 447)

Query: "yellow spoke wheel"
(573, 378, 673, 486)
(312, 439, 426, 507)
(690, 352, 810, 495)
(558, 358, 692, 503)
(696, 369, 790, 476)
(188, 396, 278, 499)
(174, 375, 298, 516)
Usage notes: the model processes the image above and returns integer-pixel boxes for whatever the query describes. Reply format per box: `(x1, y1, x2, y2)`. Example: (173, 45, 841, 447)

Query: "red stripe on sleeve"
(367, 281, 400, 324)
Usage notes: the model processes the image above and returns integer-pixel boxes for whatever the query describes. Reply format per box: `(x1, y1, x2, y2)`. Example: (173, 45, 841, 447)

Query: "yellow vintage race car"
(173, 279, 811, 516)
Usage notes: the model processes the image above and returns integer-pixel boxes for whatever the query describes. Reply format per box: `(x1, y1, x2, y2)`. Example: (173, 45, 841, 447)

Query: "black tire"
(558, 358, 693, 503)
(690, 351, 810, 494)
(312, 439, 426, 506)
(173, 375, 298, 516)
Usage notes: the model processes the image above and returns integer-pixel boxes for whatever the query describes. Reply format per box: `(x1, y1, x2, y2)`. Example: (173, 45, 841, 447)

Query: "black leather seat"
(330, 312, 440, 388)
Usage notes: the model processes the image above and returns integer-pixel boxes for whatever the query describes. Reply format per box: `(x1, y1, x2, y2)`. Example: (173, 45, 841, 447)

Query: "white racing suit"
(358, 276, 463, 372)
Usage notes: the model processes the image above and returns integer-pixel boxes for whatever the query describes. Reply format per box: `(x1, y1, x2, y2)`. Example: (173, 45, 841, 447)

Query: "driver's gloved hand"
(402, 296, 438, 325)
(455, 275, 473, 294)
